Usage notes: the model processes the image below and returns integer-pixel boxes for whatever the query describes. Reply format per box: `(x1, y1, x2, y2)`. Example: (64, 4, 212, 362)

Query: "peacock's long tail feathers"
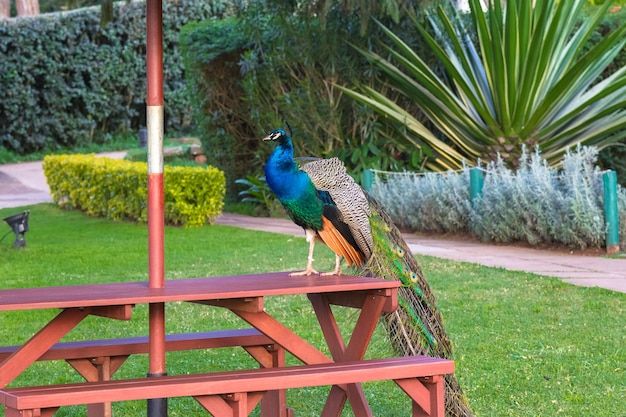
(357, 193, 474, 417)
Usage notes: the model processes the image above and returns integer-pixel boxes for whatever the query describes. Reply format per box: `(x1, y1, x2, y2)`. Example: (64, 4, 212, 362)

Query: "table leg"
(321, 384, 373, 417)
(0, 308, 89, 387)
(67, 355, 129, 417)
(244, 344, 289, 417)
(396, 376, 445, 417)
(309, 292, 387, 361)
(308, 292, 389, 417)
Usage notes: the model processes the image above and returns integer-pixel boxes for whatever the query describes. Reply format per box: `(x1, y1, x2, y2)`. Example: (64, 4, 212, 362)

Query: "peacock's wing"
(301, 158, 373, 259)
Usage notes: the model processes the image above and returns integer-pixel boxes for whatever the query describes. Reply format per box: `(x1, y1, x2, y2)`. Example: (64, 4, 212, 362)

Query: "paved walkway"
(1, 153, 624, 294)
(215, 213, 625, 293)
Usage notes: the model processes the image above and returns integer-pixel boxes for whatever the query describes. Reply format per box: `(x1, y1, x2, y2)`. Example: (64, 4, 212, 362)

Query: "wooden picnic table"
(0, 272, 422, 416)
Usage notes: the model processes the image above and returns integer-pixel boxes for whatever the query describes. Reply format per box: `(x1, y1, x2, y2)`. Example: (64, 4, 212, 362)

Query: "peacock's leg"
(289, 230, 319, 276)
(321, 254, 342, 276)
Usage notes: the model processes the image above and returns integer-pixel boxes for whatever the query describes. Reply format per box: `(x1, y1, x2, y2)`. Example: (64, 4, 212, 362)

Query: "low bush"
(43, 154, 225, 226)
(371, 147, 626, 250)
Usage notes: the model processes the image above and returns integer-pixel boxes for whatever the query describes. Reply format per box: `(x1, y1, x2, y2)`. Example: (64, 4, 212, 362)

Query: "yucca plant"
(340, 0, 626, 170)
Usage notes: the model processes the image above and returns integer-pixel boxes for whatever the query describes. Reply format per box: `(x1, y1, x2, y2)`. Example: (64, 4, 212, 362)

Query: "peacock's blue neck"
(265, 137, 310, 200)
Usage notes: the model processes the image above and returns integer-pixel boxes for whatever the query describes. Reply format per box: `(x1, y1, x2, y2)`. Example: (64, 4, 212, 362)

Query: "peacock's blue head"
(262, 128, 290, 143)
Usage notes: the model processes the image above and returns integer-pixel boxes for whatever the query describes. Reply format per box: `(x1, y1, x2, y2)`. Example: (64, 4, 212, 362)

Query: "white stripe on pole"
(147, 105, 164, 175)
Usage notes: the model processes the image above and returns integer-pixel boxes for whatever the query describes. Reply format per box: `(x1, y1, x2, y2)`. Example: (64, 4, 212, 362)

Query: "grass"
(0, 204, 624, 416)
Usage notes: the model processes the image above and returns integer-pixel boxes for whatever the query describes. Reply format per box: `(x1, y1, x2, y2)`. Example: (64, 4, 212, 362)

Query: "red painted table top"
(0, 272, 400, 311)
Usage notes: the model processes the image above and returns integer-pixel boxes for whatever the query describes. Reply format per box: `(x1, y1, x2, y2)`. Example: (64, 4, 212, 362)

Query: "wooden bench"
(0, 328, 284, 417)
(0, 328, 275, 364)
(0, 355, 454, 417)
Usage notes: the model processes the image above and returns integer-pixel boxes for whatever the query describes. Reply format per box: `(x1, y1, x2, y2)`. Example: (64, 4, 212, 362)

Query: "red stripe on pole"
(149, 303, 166, 371)
(147, 0, 163, 107)
(148, 173, 165, 288)
(148, 172, 165, 378)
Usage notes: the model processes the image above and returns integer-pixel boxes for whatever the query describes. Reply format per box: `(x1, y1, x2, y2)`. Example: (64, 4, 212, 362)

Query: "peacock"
(263, 126, 474, 417)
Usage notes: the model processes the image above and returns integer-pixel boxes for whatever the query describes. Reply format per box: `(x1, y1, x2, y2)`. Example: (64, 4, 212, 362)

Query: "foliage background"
(180, 1, 440, 198)
(178, 1, 626, 190)
(0, 0, 228, 154)
(2, 0, 626, 188)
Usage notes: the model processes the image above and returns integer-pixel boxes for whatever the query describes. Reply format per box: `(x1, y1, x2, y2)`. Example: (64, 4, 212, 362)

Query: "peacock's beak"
(262, 132, 278, 141)
(262, 130, 282, 142)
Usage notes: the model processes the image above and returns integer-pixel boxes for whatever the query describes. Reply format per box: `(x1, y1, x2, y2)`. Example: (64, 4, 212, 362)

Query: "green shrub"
(179, 7, 434, 199)
(0, 0, 228, 154)
(371, 146, 626, 250)
(179, 17, 259, 198)
(43, 154, 225, 226)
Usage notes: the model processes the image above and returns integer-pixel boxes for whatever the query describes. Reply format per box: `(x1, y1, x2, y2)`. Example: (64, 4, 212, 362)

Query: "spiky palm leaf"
(340, 0, 626, 169)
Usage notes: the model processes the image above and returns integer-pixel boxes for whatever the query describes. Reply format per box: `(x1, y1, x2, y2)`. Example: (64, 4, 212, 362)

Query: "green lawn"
(0, 204, 624, 416)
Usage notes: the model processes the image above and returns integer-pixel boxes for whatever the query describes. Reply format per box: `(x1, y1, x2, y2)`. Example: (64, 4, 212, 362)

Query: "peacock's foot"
(289, 268, 319, 277)
(320, 269, 341, 276)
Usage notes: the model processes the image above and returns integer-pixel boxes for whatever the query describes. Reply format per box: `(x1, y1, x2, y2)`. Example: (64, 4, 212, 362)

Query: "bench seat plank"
(0, 329, 272, 362)
(1, 356, 454, 412)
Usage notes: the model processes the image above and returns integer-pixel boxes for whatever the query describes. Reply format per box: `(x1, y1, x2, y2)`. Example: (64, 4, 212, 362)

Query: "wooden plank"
(86, 305, 133, 320)
(321, 288, 398, 313)
(0, 329, 273, 362)
(1, 356, 454, 410)
(194, 298, 264, 313)
(0, 273, 400, 312)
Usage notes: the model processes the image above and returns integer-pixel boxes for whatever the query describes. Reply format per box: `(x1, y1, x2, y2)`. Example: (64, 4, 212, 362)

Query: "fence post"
(469, 168, 484, 202)
(603, 170, 620, 254)
(362, 169, 374, 192)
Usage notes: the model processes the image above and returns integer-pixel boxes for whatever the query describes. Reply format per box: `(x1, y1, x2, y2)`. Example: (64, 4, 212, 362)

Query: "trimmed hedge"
(0, 0, 228, 154)
(43, 154, 225, 226)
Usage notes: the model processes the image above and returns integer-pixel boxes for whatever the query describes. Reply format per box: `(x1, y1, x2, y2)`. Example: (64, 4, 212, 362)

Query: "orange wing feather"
(316, 216, 365, 267)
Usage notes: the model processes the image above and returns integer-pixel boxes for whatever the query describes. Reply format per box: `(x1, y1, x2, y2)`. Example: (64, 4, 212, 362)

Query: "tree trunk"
(0, 0, 10, 19)
(15, 0, 40, 16)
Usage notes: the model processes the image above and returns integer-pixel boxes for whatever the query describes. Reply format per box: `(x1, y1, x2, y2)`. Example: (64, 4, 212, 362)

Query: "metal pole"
(469, 167, 484, 202)
(603, 170, 620, 255)
(361, 169, 374, 192)
(146, 0, 167, 414)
